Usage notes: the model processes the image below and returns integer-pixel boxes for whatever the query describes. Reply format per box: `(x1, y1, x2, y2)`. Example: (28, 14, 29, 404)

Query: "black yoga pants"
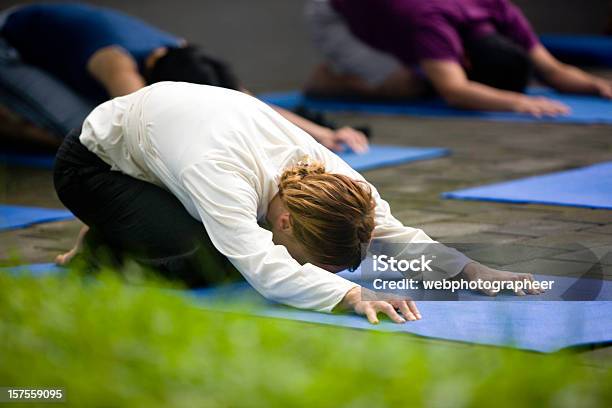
(53, 130, 239, 287)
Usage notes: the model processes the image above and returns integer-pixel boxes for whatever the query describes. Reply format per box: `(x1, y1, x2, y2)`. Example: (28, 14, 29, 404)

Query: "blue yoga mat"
(189, 271, 612, 353)
(260, 88, 612, 124)
(443, 161, 612, 210)
(1, 263, 65, 276)
(0, 205, 75, 231)
(7, 263, 610, 352)
(0, 151, 55, 169)
(540, 34, 612, 67)
(0, 144, 448, 172)
(337, 144, 448, 171)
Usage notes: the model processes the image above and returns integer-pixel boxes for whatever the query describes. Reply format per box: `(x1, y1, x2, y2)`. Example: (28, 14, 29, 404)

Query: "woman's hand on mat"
(319, 127, 369, 154)
(513, 96, 570, 118)
(339, 286, 421, 324)
(461, 262, 545, 296)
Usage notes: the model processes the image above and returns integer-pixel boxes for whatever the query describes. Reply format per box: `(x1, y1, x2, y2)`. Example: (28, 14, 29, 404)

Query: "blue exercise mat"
(0, 151, 56, 169)
(443, 161, 612, 210)
(4, 263, 612, 352)
(337, 144, 448, 171)
(190, 272, 612, 353)
(0, 262, 65, 276)
(540, 34, 612, 67)
(0, 205, 75, 231)
(0, 144, 448, 172)
(259, 88, 612, 124)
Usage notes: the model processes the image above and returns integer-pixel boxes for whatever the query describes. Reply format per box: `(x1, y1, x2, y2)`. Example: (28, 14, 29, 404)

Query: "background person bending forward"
(304, 0, 612, 116)
(54, 82, 542, 323)
(0, 2, 366, 152)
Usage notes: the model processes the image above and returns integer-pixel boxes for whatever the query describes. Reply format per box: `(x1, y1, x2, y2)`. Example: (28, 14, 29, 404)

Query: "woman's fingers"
(343, 133, 366, 153)
(365, 307, 379, 325)
(523, 273, 544, 295)
(377, 302, 406, 323)
(407, 300, 421, 320)
(396, 301, 417, 321)
(508, 273, 544, 296)
(335, 127, 369, 153)
(524, 97, 570, 117)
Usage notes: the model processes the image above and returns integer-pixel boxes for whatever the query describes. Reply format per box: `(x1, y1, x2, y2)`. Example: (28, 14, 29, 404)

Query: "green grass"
(0, 270, 611, 408)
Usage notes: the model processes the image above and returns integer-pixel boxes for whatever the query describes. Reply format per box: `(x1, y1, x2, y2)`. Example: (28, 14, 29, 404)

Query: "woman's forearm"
(271, 105, 332, 141)
(271, 105, 369, 153)
(540, 64, 600, 94)
(442, 81, 525, 111)
(530, 44, 610, 96)
(422, 59, 529, 112)
(441, 81, 569, 117)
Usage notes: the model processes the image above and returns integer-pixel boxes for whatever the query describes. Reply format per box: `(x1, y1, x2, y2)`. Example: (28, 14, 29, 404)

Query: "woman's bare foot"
(55, 247, 79, 266)
(55, 225, 90, 266)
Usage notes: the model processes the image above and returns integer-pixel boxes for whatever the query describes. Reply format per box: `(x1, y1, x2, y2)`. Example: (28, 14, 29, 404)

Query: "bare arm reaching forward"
(421, 59, 570, 117)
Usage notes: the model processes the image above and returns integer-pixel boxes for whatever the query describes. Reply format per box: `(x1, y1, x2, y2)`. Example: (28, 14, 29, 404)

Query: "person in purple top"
(304, 0, 612, 117)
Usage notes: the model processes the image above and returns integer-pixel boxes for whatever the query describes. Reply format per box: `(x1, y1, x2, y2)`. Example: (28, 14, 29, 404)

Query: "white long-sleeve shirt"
(80, 82, 470, 312)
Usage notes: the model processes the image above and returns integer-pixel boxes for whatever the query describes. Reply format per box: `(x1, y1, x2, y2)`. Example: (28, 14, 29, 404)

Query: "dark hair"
(465, 33, 533, 92)
(145, 45, 240, 90)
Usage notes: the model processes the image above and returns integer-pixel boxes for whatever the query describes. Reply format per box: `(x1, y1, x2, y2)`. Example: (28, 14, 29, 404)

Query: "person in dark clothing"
(0, 3, 367, 152)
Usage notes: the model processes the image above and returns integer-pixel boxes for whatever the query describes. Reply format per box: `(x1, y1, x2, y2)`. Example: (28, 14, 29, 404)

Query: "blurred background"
(1, 0, 609, 93)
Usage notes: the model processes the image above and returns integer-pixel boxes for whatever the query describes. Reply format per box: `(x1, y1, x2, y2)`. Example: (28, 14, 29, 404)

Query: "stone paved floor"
(1, 0, 611, 365)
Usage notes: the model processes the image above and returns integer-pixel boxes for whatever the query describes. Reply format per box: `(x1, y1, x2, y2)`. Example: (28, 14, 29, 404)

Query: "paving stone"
(493, 220, 592, 237)
(415, 221, 496, 239)
(492, 158, 568, 175)
(523, 232, 612, 251)
(545, 209, 612, 224)
(583, 224, 612, 235)
(393, 209, 457, 225)
(460, 209, 553, 225)
(552, 246, 612, 266)
(421, 200, 514, 215)
(0, 220, 82, 266)
(502, 258, 612, 279)
(520, 204, 579, 213)
(463, 245, 565, 265)
(440, 232, 530, 253)
(441, 231, 529, 245)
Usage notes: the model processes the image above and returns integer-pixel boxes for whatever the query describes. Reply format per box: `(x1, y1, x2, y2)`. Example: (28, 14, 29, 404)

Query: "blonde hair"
(278, 158, 375, 271)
